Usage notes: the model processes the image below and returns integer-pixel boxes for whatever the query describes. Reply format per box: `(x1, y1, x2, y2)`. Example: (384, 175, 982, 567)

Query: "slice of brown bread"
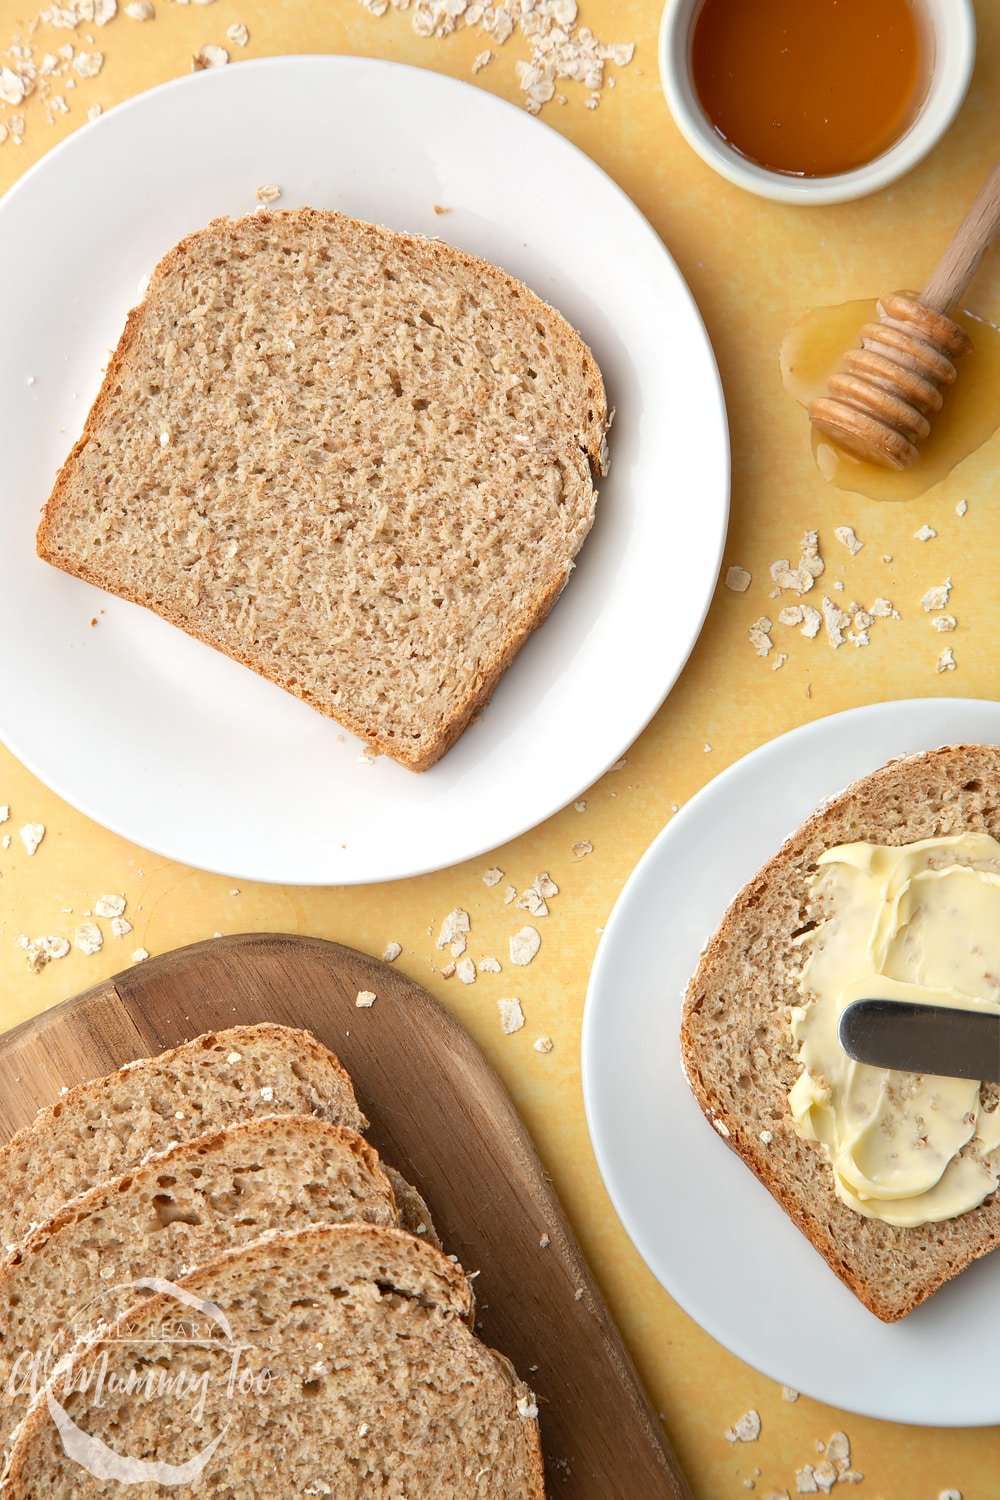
(0, 1117, 400, 1461)
(681, 745, 1000, 1322)
(0, 1023, 365, 1250)
(37, 207, 609, 770)
(3, 1224, 544, 1498)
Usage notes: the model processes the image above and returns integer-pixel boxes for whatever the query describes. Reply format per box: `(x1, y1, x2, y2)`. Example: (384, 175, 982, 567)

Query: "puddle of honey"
(780, 299, 1000, 500)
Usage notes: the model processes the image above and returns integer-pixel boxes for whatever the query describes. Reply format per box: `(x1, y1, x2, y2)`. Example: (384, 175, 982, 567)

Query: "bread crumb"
(703, 742, 712, 753)
(921, 578, 952, 611)
(574, 799, 586, 812)
(0, 806, 8, 824)
(749, 617, 774, 657)
(19, 822, 44, 856)
(74, 921, 103, 955)
(94, 894, 125, 918)
(725, 565, 752, 592)
(226, 1051, 243, 1064)
(781, 1386, 799, 1402)
(573, 1287, 584, 1300)
(382, 941, 402, 962)
(833, 525, 863, 555)
(571, 839, 593, 859)
(432, 203, 451, 215)
(192, 43, 228, 69)
(956, 499, 968, 517)
(439, 961, 456, 978)
(932, 614, 957, 632)
(516, 1394, 538, 1419)
(936, 647, 956, 673)
(913, 523, 936, 541)
(712, 1118, 730, 1138)
(498, 997, 525, 1033)
(355, 990, 377, 1008)
(226, 21, 249, 46)
(938, 1491, 962, 1500)
(255, 184, 282, 203)
(724, 1410, 761, 1443)
(758, 1128, 773, 1145)
(131, 947, 150, 962)
(534, 1036, 553, 1053)
(482, 866, 503, 887)
(539, 1232, 550, 1248)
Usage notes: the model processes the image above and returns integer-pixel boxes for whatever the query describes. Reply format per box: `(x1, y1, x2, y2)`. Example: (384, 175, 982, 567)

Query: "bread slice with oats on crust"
(0, 1024, 365, 1251)
(36, 207, 609, 770)
(2, 1224, 545, 1499)
(681, 745, 1000, 1321)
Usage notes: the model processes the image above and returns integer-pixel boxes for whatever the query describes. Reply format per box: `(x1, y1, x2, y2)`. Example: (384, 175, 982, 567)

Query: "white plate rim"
(582, 696, 1000, 1427)
(0, 54, 730, 885)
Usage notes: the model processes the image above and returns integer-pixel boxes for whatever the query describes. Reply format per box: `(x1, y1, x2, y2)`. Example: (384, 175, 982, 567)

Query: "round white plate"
(583, 698, 1000, 1427)
(0, 56, 728, 885)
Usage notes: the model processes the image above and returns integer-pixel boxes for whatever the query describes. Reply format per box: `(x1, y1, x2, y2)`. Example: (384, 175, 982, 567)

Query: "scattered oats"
(355, 990, 377, 1008)
(2, 835, 11, 850)
(516, 1394, 538, 1419)
(574, 1286, 584, 1299)
(833, 525, 863, 556)
(498, 997, 525, 1034)
(936, 646, 956, 673)
(921, 578, 952, 611)
(436, 908, 470, 948)
(192, 43, 228, 69)
(260, 1085, 274, 1102)
(571, 839, 593, 859)
(19, 823, 44, 857)
(772, 652, 788, 670)
(810, 1460, 837, 1494)
(456, 957, 476, 984)
(94, 893, 125, 918)
(724, 1410, 761, 1443)
(533, 872, 558, 898)
(0, 67, 26, 105)
(574, 799, 586, 812)
(471, 47, 492, 72)
(357, 748, 376, 764)
(869, 596, 898, 619)
(824, 1432, 850, 1470)
(124, 1, 154, 16)
(821, 597, 850, 649)
(479, 955, 501, 973)
(84, 100, 102, 119)
(226, 21, 249, 45)
(749, 616, 773, 657)
(159, 429, 171, 447)
(712, 1118, 729, 1137)
(539, 1232, 550, 1248)
(956, 499, 968, 517)
(439, 961, 456, 978)
(612, 756, 627, 770)
(73, 50, 103, 78)
(450, 933, 467, 959)
(110, 916, 132, 938)
(509, 926, 541, 965)
(0, 806, 8, 824)
(131, 947, 149, 962)
(255, 183, 282, 203)
(503, 884, 517, 905)
(932, 614, 957, 632)
(781, 1386, 799, 1402)
(534, 1035, 553, 1053)
(795, 1469, 818, 1495)
(382, 941, 402, 962)
(74, 921, 103, 955)
(93, 0, 117, 18)
(725, 565, 752, 592)
(517, 887, 548, 917)
(765, 1493, 791, 1500)
(938, 1491, 962, 1500)
(914, 523, 937, 541)
(759, 1128, 773, 1144)
(703, 742, 712, 753)
(226, 1051, 243, 1064)
(482, 866, 503, 887)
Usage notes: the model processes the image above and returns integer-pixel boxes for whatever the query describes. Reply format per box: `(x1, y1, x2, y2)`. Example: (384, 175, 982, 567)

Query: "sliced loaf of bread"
(37, 208, 609, 769)
(681, 746, 1000, 1320)
(0, 1023, 364, 1250)
(0, 1117, 401, 1460)
(3, 1224, 544, 1498)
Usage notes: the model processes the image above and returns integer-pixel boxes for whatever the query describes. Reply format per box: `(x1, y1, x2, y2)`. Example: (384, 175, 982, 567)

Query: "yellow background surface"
(1, 1, 999, 1495)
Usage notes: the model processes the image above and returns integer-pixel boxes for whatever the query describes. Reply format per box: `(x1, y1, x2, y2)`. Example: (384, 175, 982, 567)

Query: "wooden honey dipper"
(810, 157, 1000, 470)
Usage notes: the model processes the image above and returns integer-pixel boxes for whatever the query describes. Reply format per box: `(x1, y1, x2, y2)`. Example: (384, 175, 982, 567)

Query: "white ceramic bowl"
(659, 0, 976, 205)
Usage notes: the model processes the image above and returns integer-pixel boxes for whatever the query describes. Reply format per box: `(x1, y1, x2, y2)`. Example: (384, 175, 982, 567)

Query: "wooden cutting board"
(0, 932, 690, 1499)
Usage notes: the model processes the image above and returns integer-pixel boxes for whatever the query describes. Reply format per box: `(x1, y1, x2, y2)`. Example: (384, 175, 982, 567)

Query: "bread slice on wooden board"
(0, 1117, 402, 1460)
(3, 1224, 544, 1499)
(37, 207, 610, 770)
(681, 745, 1000, 1322)
(0, 1023, 365, 1250)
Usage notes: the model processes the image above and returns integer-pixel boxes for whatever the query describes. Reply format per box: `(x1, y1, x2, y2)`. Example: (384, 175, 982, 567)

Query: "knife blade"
(838, 998, 1000, 1083)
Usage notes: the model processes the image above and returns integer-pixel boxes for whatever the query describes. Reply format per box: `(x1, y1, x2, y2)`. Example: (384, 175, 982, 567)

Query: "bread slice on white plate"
(37, 208, 610, 770)
(0, 1117, 403, 1461)
(3, 1224, 545, 1498)
(0, 1023, 365, 1251)
(681, 746, 1000, 1321)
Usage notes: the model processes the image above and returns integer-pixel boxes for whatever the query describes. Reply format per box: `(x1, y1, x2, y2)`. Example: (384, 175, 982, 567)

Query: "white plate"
(582, 698, 1000, 1427)
(0, 56, 728, 885)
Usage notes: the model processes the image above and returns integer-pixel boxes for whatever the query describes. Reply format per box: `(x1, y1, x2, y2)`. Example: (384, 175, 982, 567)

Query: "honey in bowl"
(690, 0, 931, 178)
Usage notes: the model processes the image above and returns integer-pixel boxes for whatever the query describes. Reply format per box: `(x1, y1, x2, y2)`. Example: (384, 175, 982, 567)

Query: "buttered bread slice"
(37, 208, 609, 769)
(682, 746, 1000, 1321)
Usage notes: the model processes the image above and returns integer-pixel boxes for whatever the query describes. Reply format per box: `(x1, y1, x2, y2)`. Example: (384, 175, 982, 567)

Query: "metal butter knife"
(839, 998, 1000, 1083)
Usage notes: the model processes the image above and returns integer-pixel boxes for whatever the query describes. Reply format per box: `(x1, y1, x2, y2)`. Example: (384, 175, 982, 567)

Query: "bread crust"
(36, 208, 610, 771)
(681, 745, 1000, 1321)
